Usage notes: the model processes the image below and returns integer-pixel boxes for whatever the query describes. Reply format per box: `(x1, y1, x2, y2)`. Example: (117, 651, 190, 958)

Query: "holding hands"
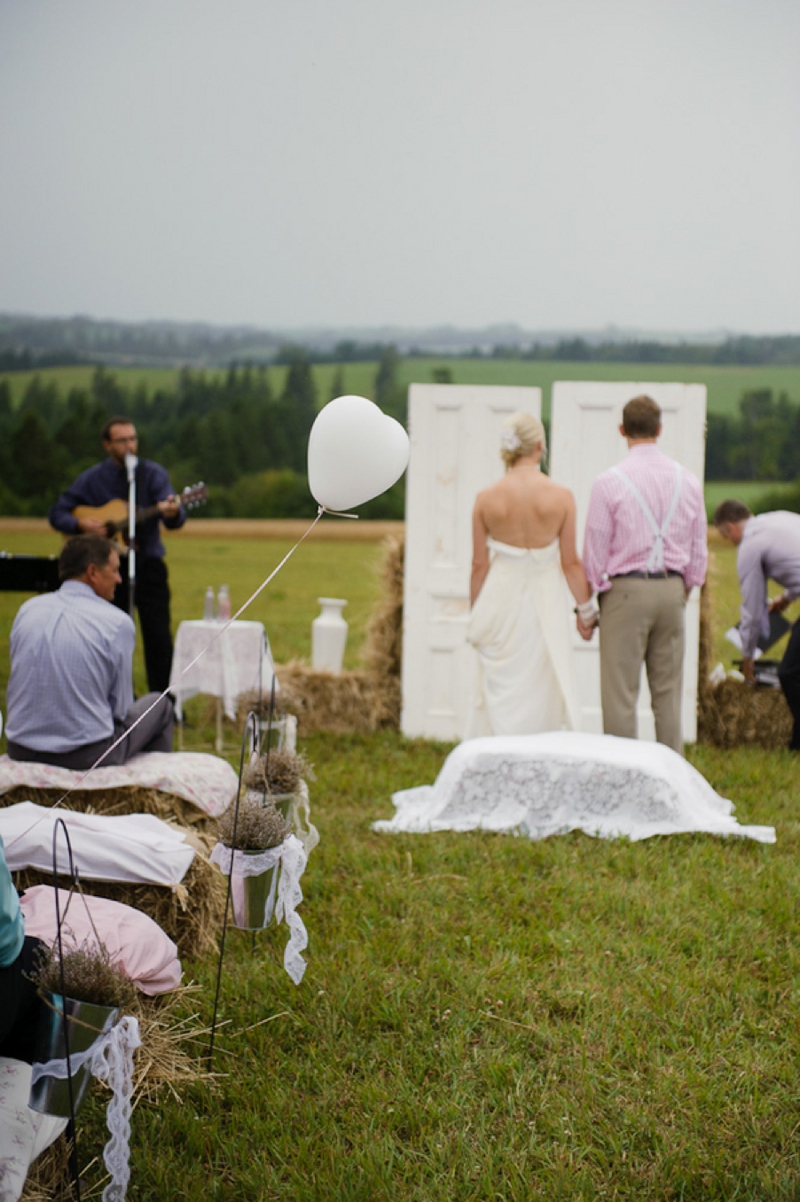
(576, 598, 599, 642)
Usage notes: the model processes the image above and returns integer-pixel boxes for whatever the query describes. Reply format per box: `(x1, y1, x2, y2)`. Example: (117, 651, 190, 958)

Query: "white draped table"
(169, 619, 276, 752)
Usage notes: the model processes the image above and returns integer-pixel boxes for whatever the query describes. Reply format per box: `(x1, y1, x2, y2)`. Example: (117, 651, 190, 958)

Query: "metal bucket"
(270, 792, 294, 824)
(230, 851, 280, 931)
(29, 992, 119, 1117)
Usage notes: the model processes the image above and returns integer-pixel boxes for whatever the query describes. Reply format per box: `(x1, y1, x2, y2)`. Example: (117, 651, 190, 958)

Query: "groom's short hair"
(622, 395, 661, 439)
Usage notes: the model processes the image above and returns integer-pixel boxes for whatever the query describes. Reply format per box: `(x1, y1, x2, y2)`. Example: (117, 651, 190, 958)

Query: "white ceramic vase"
(312, 597, 348, 673)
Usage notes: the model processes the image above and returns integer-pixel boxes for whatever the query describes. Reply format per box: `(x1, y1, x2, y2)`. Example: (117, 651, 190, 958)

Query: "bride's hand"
(576, 614, 596, 641)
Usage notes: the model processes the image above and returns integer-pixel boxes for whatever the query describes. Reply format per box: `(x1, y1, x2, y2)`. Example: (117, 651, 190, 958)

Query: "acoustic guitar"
(71, 482, 208, 547)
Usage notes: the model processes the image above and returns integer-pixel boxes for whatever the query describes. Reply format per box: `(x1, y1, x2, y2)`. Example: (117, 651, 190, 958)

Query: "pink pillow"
(19, 886, 181, 996)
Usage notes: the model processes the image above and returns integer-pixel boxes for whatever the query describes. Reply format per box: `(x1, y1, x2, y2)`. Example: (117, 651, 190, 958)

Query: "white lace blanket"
(0, 751, 238, 818)
(374, 732, 776, 844)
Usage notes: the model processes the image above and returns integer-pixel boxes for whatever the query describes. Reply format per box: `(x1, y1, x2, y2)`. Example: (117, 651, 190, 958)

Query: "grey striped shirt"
(737, 511, 800, 658)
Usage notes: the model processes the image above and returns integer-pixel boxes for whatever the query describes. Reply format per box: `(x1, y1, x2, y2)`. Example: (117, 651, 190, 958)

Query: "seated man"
(6, 535, 173, 770)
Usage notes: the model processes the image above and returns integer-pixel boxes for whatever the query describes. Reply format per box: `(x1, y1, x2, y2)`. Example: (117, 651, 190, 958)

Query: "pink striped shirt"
(582, 444, 708, 594)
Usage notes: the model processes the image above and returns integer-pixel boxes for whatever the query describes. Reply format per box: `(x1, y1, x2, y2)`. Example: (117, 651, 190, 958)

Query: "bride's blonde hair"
(500, 411, 546, 468)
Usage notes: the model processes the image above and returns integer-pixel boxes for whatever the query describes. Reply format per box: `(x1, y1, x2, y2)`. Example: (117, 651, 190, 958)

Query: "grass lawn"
(4, 528, 800, 1198)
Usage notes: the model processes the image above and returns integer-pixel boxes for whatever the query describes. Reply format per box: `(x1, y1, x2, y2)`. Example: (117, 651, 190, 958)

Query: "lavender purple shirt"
(736, 511, 800, 659)
(582, 444, 708, 594)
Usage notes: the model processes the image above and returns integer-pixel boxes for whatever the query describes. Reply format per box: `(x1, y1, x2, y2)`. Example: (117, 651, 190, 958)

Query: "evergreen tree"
(374, 346, 406, 422)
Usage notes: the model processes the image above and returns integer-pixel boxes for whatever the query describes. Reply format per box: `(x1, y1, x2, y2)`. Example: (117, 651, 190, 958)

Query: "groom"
(581, 395, 707, 753)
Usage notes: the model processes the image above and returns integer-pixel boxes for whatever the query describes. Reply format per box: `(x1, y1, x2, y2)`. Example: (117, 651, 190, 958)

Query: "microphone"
(125, 452, 138, 483)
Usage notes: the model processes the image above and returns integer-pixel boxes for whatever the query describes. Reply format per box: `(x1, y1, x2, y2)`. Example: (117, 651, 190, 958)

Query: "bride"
(465, 411, 596, 737)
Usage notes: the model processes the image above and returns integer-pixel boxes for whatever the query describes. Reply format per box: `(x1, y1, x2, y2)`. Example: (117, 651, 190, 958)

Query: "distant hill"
(2, 312, 800, 368)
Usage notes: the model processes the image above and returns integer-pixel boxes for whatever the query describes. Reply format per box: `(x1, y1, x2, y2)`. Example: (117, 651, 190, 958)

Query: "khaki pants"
(598, 576, 686, 755)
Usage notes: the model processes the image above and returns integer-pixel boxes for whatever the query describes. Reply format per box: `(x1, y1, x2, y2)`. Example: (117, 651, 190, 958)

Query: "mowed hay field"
(5, 358, 800, 417)
(7, 525, 800, 1200)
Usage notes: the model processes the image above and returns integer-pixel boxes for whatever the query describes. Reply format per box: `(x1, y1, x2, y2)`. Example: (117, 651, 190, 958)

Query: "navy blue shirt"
(49, 458, 186, 559)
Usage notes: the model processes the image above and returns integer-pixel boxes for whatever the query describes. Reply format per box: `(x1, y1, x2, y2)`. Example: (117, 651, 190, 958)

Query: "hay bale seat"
(0, 751, 238, 833)
(13, 851, 226, 961)
(19, 985, 218, 1201)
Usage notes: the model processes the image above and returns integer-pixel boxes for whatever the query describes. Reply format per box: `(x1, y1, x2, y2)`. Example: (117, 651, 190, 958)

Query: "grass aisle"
(4, 527, 798, 1197)
(72, 734, 799, 1201)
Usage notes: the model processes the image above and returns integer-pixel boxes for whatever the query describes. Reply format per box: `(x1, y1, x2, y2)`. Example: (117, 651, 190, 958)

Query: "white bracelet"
(577, 600, 598, 623)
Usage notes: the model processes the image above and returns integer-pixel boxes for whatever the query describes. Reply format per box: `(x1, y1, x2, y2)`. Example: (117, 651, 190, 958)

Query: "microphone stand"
(125, 452, 137, 618)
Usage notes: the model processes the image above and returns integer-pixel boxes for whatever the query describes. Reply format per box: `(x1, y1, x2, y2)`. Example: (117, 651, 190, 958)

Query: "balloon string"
(5, 507, 327, 853)
(320, 507, 359, 519)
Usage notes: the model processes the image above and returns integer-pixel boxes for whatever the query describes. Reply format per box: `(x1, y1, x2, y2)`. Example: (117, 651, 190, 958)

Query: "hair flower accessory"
(501, 428, 522, 453)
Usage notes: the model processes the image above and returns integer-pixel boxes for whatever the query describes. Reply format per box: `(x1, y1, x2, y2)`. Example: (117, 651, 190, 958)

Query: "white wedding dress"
(465, 538, 580, 738)
(374, 732, 775, 844)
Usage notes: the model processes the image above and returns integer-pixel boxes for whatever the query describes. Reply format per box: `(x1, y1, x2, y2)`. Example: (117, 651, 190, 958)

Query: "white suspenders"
(611, 463, 683, 573)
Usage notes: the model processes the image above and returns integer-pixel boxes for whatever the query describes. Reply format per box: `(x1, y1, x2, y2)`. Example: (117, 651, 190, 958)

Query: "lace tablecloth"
(169, 620, 276, 721)
(374, 732, 776, 844)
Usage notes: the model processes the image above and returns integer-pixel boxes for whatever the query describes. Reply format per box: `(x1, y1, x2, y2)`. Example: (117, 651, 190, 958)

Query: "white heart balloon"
(308, 395, 410, 511)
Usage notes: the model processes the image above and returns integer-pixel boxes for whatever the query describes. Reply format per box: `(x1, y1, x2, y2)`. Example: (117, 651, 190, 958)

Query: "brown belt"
(611, 570, 683, 580)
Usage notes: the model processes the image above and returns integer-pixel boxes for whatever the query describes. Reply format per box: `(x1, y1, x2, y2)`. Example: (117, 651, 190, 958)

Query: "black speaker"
(0, 554, 60, 593)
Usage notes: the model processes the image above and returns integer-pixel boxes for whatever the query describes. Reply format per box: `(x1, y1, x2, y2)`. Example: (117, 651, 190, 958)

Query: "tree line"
(0, 351, 406, 520)
(1, 357, 799, 520)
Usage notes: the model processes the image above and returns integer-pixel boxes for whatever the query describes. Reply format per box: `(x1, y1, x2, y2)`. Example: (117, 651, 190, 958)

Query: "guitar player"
(48, 416, 186, 693)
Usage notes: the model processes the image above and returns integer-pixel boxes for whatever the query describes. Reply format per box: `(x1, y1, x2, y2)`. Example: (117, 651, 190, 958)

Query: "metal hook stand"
(206, 711, 260, 1069)
(50, 818, 83, 1202)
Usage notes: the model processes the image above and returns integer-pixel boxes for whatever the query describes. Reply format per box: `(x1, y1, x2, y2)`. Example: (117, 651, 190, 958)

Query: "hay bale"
(20, 985, 218, 1201)
(697, 678, 792, 750)
(362, 533, 404, 679)
(14, 849, 226, 961)
(240, 535, 405, 736)
(0, 784, 216, 832)
(696, 549, 793, 750)
(273, 663, 400, 734)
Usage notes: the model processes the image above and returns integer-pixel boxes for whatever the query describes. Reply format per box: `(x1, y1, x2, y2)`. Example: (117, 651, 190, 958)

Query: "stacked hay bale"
(13, 853, 226, 960)
(19, 985, 217, 1202)
(247, 534, 405, 735)
(3, 787, 227, 958)
(0, 784, 215, 831)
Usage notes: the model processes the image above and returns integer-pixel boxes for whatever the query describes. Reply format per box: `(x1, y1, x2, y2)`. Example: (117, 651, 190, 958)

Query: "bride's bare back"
(476, 463, 569, 547)
(471, 455, 590, 607)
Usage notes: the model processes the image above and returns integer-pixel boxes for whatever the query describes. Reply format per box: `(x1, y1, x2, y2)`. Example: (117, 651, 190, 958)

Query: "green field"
(0, 528, 387, 706)
(704, 479, 797, 519)
(7, 528, 800, 1198)
(4, 357, 800, 417)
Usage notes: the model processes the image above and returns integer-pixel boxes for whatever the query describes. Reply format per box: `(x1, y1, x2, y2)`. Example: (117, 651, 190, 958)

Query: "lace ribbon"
(279, 782, 320, 855)
(31, 1015, 142, 1202)
(210, 834, 309, 983)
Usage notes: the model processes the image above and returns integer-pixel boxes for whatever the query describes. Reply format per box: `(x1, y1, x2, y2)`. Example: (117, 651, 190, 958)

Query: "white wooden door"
(402, 384, 542, 740)
(549, 381, 707, 742)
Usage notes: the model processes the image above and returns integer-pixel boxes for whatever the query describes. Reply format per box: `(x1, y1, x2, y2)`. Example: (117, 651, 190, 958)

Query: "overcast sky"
(1, 0, 798, 335)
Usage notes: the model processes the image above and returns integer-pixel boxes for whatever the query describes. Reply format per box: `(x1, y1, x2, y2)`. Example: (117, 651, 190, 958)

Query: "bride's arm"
(558, 492, 592, 606)
(470, 500, 490, 606)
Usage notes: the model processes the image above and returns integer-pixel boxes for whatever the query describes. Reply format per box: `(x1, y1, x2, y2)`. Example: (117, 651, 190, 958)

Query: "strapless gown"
(464, 537, 580, 737)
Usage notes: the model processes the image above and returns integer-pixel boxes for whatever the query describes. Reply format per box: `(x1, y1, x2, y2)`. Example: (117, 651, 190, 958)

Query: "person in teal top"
(0, 833, 25, 966)
(0, 833, 44, 1063)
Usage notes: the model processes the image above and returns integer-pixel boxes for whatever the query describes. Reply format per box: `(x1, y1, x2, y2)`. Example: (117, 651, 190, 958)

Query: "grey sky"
(1, 0, 798, 334)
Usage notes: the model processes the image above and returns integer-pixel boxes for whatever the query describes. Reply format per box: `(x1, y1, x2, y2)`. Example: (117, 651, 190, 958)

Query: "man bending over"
(6, 535, 173, 770)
